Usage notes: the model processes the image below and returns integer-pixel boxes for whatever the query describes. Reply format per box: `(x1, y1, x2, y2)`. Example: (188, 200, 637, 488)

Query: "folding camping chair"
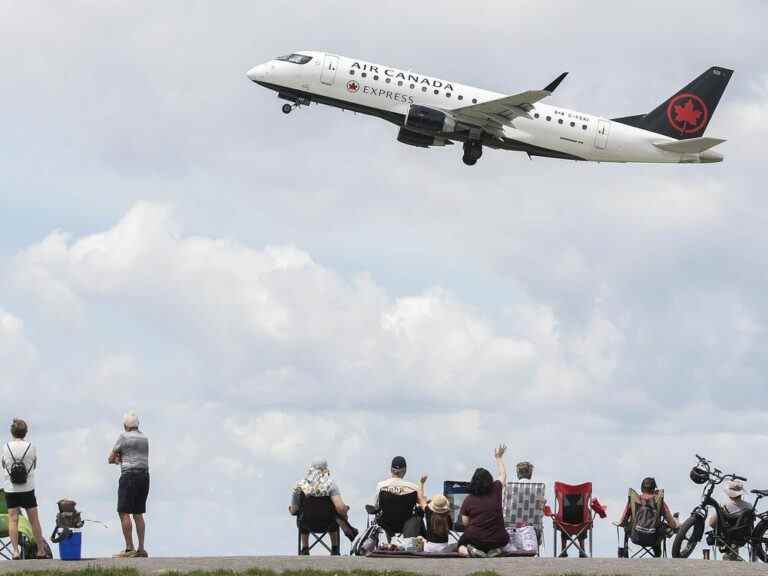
(296, 495, 339, 555)
(505, 481, 546, 555)
(615, 488, 669, 558)
(443, 480, 471, 541)
(546, 481, 607, 558)
(366, 490, 419, 541)
(0, 490, 34, 560)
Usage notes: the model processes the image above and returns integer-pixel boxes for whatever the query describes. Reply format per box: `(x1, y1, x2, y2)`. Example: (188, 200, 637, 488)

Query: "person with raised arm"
(457, 444, 510, 557)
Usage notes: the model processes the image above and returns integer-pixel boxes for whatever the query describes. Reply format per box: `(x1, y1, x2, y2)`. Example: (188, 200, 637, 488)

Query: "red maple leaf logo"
(673, 98, 703, 126)
(346, 80, 359, 93)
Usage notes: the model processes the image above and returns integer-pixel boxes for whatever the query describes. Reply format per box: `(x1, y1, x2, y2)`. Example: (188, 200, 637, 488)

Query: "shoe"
(299, 547, 309, 556)
(579, 550, 589, 558)
(134, 550, 149, 558)
(467, 545, 487, 558)
(558, 550, 568, 558)
(331, 546, 341, 556)
(113, 549, 137, 558)
(343, 525, 359, 542)
(486, 547, 505, 558)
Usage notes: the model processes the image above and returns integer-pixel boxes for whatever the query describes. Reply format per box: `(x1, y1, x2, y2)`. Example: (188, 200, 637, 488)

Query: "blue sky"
(1, 0, 767, 558)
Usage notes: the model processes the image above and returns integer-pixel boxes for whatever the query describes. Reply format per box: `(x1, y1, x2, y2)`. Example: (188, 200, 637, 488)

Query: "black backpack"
(6, 443, 31, 485)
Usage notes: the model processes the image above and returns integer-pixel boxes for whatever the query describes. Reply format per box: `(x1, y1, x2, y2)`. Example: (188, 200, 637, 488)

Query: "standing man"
(108, 411, 150, 558)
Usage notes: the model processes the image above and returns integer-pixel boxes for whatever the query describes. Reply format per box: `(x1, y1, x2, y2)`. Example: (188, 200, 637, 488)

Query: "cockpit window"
(276, 54, 313, 65)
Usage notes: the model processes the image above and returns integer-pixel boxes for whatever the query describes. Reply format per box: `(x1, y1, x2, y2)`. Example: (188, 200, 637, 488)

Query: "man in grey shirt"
(108, 411, 150, 558)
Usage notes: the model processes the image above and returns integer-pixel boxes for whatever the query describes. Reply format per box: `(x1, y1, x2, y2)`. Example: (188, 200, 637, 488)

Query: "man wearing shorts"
(108, 411, 150, 558)
(2, 419, 48, 559)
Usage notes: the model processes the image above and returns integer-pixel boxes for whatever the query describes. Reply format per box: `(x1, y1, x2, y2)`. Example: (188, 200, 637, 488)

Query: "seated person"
(289, 459, 358, 555)
(417, 476, 454, 552)
(457, 445, 510, 557)
(707, 479, 752, 559)
(371, 456, 419, 538)
(618, 477, 678, 530)
(617, 477, 678, 555)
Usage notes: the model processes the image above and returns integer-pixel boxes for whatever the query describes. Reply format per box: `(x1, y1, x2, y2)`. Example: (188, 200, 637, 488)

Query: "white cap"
(123, 411, 139, 429)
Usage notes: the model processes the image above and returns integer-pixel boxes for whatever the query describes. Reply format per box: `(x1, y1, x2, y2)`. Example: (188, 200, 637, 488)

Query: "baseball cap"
(391, 456, 407, 470)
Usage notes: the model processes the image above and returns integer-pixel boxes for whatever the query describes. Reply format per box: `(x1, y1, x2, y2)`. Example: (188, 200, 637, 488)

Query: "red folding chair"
(545, 481, 607, 558)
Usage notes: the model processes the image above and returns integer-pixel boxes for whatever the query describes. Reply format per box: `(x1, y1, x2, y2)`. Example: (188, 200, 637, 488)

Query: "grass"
(0, 570, 518, 576)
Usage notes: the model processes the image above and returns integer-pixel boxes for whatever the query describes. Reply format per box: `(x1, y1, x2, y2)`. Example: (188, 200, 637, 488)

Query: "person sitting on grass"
(416, 477, 454, 553)
(289, 459, 358, 555)
(457, 444, 510, 557)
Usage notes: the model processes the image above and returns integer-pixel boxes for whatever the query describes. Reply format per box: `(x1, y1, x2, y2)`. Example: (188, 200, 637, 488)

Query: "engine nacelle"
(405, 105, 456, 134)
(397, 128, 449, 148)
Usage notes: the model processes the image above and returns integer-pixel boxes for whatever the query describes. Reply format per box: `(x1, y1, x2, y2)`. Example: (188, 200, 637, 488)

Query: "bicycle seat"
(751, 489, 768, 497)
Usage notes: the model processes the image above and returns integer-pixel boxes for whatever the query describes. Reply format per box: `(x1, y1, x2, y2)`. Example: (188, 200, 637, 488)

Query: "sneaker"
(558, 550, 568, 558)
(134, 550, 149, 558)
(113, 549, 137, 558)
(486, 547, 505, 558)
(579, 550, 589, 558)
(467, 545, 487, 558)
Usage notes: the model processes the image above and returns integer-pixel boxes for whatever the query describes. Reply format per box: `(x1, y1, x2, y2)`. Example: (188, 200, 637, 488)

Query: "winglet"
(543, 72, 568, 93)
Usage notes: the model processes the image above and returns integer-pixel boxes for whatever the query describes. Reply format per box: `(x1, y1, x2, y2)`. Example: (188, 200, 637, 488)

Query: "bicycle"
(672, 454, 768, 561)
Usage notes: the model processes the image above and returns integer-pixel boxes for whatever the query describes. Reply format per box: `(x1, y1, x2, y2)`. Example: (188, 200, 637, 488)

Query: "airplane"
(246, 52, 733, 166)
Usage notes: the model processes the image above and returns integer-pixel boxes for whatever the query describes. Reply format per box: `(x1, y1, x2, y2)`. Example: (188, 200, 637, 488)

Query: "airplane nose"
(246, 64, 267, 82)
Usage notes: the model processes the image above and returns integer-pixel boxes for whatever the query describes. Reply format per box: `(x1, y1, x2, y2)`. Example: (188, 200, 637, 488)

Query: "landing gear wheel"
(672, 516, 704, 558)
(281, 103, 293, 114)
(462, 141, 482, 166)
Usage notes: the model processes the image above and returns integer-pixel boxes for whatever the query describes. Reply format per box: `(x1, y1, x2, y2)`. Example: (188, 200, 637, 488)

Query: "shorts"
(5, 490, 38, 510)
(117, 470, 150, 514)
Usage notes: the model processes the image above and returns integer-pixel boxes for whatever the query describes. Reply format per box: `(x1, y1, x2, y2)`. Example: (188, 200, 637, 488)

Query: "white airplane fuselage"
(247, 51, 725, 165)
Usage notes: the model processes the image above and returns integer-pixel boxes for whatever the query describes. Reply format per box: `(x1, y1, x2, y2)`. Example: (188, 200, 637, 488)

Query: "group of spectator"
(1, 414, 150, 560)
(290, 446, 759, 558)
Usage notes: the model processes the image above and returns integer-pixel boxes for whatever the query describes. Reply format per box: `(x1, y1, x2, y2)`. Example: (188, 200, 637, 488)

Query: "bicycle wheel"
(672, 516, 704, 558)
(752, 518, 768, 562)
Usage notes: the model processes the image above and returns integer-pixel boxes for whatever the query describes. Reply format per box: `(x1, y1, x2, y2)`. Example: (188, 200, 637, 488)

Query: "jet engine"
(397, 128, 449, 148)
(405, 105, 456, 134)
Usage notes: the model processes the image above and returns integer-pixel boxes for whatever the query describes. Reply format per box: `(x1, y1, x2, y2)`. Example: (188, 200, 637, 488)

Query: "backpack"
(631, 493, 662, 546)
(6, 443, 31, 485)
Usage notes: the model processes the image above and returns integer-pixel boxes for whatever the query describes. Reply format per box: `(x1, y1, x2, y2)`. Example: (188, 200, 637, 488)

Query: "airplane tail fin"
(613, 66, 733, 140)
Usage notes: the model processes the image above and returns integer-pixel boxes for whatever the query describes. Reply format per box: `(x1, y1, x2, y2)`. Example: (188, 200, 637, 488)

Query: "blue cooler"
(58, 531, 82, 561)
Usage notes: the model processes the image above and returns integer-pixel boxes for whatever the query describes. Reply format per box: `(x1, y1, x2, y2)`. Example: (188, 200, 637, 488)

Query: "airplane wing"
(452, 72, 568, 125)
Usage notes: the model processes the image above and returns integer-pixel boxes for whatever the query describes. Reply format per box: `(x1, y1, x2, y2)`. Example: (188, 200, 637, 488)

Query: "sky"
(1, 0, 767, 559)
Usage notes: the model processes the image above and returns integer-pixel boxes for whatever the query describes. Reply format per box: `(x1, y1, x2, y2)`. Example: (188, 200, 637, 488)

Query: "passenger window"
(558, 119, 563, 124)
(434, 89, 439, 95)
(349, 70, 355, 75)
(410, 83, 415, 89)
(570, 121, 575, 127)
(458, 95, 464, 100)
(386, 78, 391, 83)
(422, 86, 427, 92)
(546, 116, 551, 121)
(446, 93, 451, 98)
(361, 72, 367, 78)
(534, 113, 540, 119)
(374, 75, 379, 81)
(582, 124, 587, 130)
(472, 98, 477, 104)
(398, 80, 403, 86)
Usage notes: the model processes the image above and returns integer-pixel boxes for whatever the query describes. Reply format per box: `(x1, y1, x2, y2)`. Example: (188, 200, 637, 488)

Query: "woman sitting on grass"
(457, 444, 510, 557)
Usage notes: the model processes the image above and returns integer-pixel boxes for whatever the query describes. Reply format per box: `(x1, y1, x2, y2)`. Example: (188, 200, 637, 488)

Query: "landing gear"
(281, 103, 293, 114)
(462, 140, 483, 166)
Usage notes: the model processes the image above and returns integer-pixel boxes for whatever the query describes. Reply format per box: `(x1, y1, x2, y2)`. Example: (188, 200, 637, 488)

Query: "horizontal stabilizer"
(653, 136, 726, 153)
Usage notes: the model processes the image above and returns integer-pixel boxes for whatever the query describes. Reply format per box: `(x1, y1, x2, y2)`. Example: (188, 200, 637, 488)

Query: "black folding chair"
(366, 490, 419, 541)
(444, 480, 471, 542)
(297, 496, 339, 555)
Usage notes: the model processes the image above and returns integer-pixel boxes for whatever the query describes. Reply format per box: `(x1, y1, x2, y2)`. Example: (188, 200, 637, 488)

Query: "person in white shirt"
(372, 456, 419, 508)
(1, 419, 47, 559)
